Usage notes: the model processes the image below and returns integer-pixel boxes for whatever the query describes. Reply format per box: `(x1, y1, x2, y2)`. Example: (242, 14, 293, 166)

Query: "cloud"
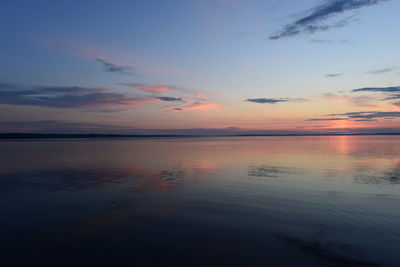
(352, 86, 400, 93)
(366, 67, 396, 74)
(245, 98, 288, 104)
(244, 98, 306, 104)
(121, 83, 179, 94)
(391, 101, 400, 106)
(121, 83, 208, 105)
(353, 118, 377, 121)
(383, 94, 400, 100)
(351, 86, 400, 102)
(322, 93, 377, 107)
(0, 83, 105, 94)
(327, 111, 400, 119)
(306, 110, 400, 122)
(310, 39, 350, 44)
(0, 83, 157, 109)
(270, 0, 388, 40)
(95, 58, 133, 74)
(325, 73, 343, 78)
(156, 96, 183, 102)
(270, 18, 351, 40)
(326, 111, 374, 116)
(120, 83, 214, 111)
(348, 111, 400, 118)
(306, 118, 348, 121)
(171, 102, 219, 111)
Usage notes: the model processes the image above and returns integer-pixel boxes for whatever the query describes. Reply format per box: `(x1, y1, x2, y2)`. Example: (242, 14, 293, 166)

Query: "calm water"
(1, 136, 400, 266)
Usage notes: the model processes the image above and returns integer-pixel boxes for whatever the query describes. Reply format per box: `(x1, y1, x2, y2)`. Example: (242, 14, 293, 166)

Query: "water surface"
(1, 136, 400, 266)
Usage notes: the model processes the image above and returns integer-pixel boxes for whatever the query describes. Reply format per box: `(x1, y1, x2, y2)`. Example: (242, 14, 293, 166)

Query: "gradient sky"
(1, 0, 400, 134)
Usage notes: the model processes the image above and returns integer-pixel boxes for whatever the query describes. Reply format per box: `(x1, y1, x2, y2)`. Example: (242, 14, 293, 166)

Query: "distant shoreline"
(1, 133, 400, 140)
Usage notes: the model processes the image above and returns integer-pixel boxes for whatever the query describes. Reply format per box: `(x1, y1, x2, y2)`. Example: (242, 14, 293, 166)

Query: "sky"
(1, 0, 400, 135)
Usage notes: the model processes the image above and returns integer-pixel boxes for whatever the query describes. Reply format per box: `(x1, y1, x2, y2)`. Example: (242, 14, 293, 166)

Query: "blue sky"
(1, 0, 400, 134)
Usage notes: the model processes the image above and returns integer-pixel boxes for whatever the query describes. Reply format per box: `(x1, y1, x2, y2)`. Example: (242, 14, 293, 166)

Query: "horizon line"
(1, 132, 400, 140)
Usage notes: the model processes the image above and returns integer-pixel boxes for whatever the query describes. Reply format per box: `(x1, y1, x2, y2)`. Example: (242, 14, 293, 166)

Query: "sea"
(1, 136, 400, 266)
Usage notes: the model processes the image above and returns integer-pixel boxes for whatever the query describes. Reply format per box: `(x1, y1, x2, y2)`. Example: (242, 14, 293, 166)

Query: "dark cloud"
(270, 18, 351, 40)
(0, 83, 154, 109)
(383, 94, 400, 100)
(366, 67, 396, 74)
(0, 83, 106, 95)
(270, 0, 387, 40)
(325, 73, 343, 78)
(156, 96, 183, 102)
(95, 58, 133, 74)
(306, 118, 348, 121)
(310, 39, 350, 43)
(351, 86, 400, 101)
(391, 101, 400, 106)
(307, 110, 400, 122)
(326, 111, 374, 116)
(245, 98, 306, 104)
(35, 86, 105, 94)
(350, 111, 400, 119)
(328, 111, 400, 119)
(352, 86, 400, 93)
(245, 98, 288, 104)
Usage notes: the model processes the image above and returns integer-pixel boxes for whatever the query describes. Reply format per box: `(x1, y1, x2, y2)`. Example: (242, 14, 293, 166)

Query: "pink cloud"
(163, 103, 183, 109)
(184, 103, 219, 110)
(122, 83, 178, 94)
(172, 102, 220, 112)
(322, 93, 379, 107)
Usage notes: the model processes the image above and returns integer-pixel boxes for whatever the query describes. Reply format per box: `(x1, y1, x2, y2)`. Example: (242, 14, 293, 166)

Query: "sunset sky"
(1, 0, 400, 135)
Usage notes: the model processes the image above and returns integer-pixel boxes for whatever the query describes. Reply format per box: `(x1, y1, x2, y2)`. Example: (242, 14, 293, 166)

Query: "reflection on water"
(1, 136, 400, 266)
(354, 165, 400, 185)
(248, 165, 305, 178)
(355, 173, 400, 185)
(0, 164, 217, 192)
